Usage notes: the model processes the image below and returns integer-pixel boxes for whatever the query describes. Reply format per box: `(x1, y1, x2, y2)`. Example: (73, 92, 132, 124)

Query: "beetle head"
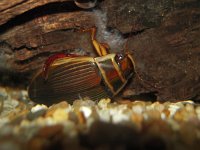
(115, 53, 135, 80)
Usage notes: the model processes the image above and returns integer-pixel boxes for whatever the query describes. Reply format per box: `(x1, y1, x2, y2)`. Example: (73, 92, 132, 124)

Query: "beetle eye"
(115, 53, 125, 63)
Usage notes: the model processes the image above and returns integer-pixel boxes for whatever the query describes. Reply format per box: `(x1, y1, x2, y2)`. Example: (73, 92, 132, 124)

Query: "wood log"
(0, 0, 199, 101)
(127, 8, 200, 101)
(0, 0, 71, 25)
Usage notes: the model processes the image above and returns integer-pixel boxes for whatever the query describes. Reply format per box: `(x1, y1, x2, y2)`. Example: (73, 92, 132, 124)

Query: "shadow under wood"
(123, 92, 158, 102)
(0, 71, 31, 88)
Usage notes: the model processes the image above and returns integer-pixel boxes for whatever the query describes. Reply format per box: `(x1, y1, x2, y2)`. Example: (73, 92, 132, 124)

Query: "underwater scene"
(0, 0, 200, 149)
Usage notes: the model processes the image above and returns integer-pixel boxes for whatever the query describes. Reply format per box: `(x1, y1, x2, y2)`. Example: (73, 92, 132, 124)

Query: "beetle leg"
(79, 27, 109, 56)
(99, 42, 110, 56)
(100, 42, 110, 50)
(43, 53, 80, 80)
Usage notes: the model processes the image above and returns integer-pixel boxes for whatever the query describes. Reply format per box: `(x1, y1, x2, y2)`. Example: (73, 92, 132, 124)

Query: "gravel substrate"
(0, 87, 200, 150)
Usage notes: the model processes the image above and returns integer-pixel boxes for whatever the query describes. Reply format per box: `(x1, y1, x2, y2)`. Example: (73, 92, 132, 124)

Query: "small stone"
(151, 102, 165, 113)
(77, 111, 86, 124)
(145, 110, 161, 120)
(49, 101, 69, 109)
(79, 106, 92, 118)
(46, 101, 69, 117)
(97, 109, 111, 122)
(132, 104, 144, 114)
(52, 109, 68, 122)
(73, 99, 95, 108)
(185, 103, 195, 113)
(31, 104, 48, 113)
(0, 98, 20, 117)
(168, 103, 181, 117)
(131, 112, 143, 130)
(98, 98, 111, 109)
(27, 109, 46, 121)
(162, 109, 170, 118)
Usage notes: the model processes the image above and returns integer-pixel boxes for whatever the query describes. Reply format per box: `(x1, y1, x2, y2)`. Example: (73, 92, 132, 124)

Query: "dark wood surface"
(0, 0, 199, 101)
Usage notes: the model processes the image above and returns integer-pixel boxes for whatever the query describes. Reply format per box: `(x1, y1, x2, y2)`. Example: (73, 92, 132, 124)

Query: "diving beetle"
(28, 27, 136, 105)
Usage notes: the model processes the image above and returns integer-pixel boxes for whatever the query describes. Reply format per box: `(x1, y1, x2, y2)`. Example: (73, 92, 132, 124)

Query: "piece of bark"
(126, 8, 200, 101)
(0, 0, 72, 25)
(0, 10, 95, 72)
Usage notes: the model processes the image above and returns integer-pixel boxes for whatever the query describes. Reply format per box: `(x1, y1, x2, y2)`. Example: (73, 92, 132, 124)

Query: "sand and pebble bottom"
(0, 86, 200, 150)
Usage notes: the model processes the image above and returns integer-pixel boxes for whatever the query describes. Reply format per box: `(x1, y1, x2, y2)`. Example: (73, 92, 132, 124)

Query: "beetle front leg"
(43, 53, 80, 80)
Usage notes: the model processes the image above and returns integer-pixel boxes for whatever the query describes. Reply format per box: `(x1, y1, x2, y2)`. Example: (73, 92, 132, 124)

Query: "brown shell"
(28, 57, 109, 105)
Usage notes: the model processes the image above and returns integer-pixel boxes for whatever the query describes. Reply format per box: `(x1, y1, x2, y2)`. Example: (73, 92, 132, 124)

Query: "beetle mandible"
(28, 27, 136, 105)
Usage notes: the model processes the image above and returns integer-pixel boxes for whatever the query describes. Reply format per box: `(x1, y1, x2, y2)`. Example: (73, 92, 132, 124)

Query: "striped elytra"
(28, 53, 135, 105)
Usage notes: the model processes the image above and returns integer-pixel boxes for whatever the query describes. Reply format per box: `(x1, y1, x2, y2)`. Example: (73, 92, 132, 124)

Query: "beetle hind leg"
(79, 27, 110, 56)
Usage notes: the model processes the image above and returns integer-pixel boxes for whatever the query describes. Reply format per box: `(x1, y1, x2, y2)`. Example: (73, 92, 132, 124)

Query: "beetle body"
(28, 27, 135, 105)
(28, 53, 134, 105)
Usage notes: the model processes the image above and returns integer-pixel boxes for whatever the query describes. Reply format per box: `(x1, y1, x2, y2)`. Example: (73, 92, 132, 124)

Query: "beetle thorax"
(94, 53, 134, 96)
